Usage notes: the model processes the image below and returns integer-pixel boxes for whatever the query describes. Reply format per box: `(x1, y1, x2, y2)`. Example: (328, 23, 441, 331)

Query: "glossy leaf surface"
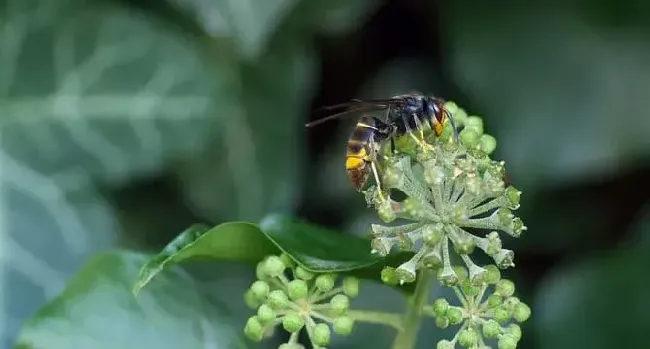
(259, 214, 383, 272)
(134, 222, 278, 294)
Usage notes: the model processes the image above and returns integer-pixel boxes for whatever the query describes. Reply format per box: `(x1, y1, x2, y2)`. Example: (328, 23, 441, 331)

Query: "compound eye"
(428, 102, 442, 121)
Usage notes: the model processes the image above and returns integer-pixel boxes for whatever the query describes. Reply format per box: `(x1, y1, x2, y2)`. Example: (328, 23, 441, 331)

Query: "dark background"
(3, 0, 650, 348)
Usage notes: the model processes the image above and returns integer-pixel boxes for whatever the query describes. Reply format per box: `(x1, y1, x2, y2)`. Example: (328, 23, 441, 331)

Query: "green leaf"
(533, 210, 650, 349)
(171, 0, 380, 59)
(14, 250, 249, 349)
(133, 222, 277, 294)
(172, 0, 299, 60)
(1, 0, 223, 346)
(445, 0, 650, 187)
(259, 214, 383, 272)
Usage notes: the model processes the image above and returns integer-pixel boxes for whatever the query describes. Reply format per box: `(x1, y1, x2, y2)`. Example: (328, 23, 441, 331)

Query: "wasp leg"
(410, 114, 434, 152)
(368, 136, 386, 202)
(445, 110, 461, 143)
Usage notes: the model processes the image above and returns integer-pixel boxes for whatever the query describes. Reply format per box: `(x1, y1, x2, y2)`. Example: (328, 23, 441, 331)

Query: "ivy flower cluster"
(422, 265, 531, 349)
(243, 254, 360, 349)
(367, 102, 526, 285)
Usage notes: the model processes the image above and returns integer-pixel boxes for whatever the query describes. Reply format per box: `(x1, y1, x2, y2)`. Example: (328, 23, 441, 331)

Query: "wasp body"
(307, 93, 457, 192)
(344, 115, 392, 190)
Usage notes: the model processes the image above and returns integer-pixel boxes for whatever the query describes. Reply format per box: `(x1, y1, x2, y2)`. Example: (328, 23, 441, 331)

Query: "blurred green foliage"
(2, 0, 649, 348)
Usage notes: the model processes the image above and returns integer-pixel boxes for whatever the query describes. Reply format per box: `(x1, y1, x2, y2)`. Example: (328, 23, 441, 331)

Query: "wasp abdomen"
(344, 119, 378, 190)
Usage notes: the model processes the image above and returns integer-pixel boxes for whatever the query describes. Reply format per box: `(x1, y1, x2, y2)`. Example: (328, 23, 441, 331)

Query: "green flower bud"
(482, 319, 501, 338)
(495, 280, 515, 297)
(267, 290, 289, 309)
(460, 128, 480, 148)
(487, 294, 503, 308)
(381, 266, 399, 286)
(504, 186, 521, 209)
(503, 297, 521, 309)
(494, 249, 515, 269)
(383, 165, 405, 188)
(465, 116, 484, 134)
(454, 236, 476, 255)
(461, 279, 481, 297)
(422, 249, 443, 270)
(263, 256, 286, 278)
(510, 218, 526, 237)
(493, 306, 511, 324)
(453, 265, 469, 281)
(255, 261, 267, 280)
(465, 176, 483, 196)
(312, 323, 331, 347)
(377, 199, 396, 223)
(485, 264, 501, 284)
(496, 208, 514, 226)
(398, 233, 415, 251)
(287, 280, 309, 300)
(371, 238, 392, 256)
(479, 134, 497, 154)
(395, 260, 417, 284)
(424, 164, 446, 187)
(342, 277, 360, 298)
(458, 327, 479, 348)
(438, 267, 459, 287)
(333, 316, 355, 335)
(244, 316, 264, 342)
(498, 334, 518, 349)
(446, 307, 464, 325)
(250, 280, 270, 301)
(422, 224, 443, 246)
(403, 197, 423, 219)
(486, 232, 502, 256)
(513, 302, 531, 322)
(437, 340, 455, 349)
(244, 290, 261, 309)
(257, 304, 276, 324)
(294, 266, 314, 281)
(432, 298, 449, 317)
(467, 264, 488, 286)
(282, 312, 305, 333)
(330, 294, 350, 315)
(314, 274, 336, 292)
(507, 324, 522, 341)
(435, 316, 450, 329)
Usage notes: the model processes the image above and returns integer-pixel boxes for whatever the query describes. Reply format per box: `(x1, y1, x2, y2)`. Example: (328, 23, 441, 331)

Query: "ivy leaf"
(533, 210, 650, 349)
(133, 222, 277, 294)
(170, 0, 380, 59)
(14, 250, 248, 349)
(445, 0, 650, 188)
(171, 0, 298, 60)
(259, 214, 383, 272)
(0, 0, 222, 346)
(134, 215, 416, 295)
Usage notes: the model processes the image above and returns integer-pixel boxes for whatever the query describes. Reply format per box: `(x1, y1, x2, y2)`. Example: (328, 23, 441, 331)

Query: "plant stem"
(345, 310, 404, 331)
(391, 269, 434, 349)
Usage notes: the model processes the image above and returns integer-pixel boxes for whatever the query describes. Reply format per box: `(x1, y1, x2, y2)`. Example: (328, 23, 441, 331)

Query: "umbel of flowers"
(244, 254, 360, 349)
(242, 101, 531, 349)
(367, 102, 525, 287)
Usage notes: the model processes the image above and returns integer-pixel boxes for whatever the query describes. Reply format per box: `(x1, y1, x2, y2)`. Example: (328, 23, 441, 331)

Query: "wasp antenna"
(305, 106, 369, 127)
(445, 109, 460, 142)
